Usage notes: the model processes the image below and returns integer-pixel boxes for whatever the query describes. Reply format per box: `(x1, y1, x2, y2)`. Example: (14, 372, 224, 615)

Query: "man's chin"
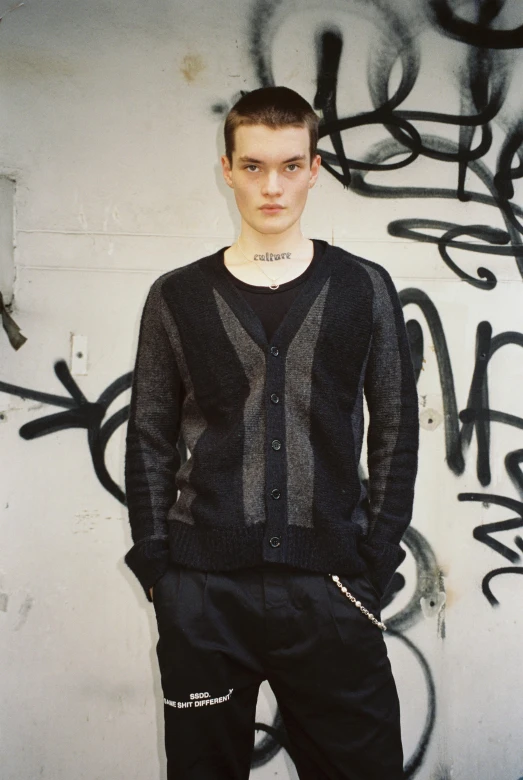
(251, 216, 295, 236)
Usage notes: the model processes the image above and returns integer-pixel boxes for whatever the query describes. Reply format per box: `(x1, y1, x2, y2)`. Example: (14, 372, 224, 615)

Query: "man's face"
(221, 123, 321, 238)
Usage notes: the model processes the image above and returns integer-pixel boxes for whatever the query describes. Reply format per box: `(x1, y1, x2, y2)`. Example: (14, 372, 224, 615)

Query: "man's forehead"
(234, 124, 309, 162)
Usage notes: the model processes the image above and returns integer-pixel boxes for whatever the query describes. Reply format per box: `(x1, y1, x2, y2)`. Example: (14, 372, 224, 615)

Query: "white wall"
(1, 1, 523, 778)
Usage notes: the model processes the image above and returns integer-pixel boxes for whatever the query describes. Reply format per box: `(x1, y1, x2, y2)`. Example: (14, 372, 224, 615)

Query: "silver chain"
(328, 574, 387, 631)
(234, 238, 296, 290)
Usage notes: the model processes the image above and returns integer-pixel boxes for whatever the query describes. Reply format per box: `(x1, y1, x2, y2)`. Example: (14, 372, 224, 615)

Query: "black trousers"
(152, 563, 404, 780)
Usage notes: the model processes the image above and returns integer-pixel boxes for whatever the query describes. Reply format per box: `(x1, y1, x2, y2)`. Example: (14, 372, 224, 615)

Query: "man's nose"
(262, 172, 284, 195)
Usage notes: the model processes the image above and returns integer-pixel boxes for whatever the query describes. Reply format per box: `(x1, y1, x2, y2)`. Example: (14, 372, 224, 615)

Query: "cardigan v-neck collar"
(200, 239, 332, 351)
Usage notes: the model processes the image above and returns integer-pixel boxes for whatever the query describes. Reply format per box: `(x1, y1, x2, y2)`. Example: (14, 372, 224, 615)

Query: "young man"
(124, 86, 419, 779)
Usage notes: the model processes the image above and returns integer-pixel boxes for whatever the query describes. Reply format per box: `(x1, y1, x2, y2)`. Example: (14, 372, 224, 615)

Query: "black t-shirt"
(222, 239, 327, 342)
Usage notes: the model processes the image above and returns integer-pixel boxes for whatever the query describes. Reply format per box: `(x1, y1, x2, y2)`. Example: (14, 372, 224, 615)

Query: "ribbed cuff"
(359, 539, 406, 597)
(124, 537, 170, 602)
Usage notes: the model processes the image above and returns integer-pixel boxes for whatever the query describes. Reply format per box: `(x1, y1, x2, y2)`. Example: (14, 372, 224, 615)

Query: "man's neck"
(223, 237, 314, 286)
(237, 222, 309, 256)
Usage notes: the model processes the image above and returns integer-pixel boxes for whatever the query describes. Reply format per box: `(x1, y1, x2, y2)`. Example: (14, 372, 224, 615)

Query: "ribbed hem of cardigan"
(165, 520, 372, 576)
(124, 536, 171, 602)
(359, 539, 406, 597)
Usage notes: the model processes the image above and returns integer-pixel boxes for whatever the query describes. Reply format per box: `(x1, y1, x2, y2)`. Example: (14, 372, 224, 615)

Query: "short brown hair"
(224, 86, 320, 166)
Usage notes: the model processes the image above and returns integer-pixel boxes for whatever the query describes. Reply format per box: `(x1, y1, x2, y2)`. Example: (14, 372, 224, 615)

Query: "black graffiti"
(390, 220, 508, 290)
(401, 289, 463, 474)
(252, 710, 292, 767)
(430, 0, 523, 50)
(402, 293, 523, 595)
(0, 360, 132, 504)
(394, 629, 437, 778)
(457, 492, 523, 604)
(459, 323, 523, 486)
(318, 7, 523, 287)
(385, 527, 444, 634)
(482, 566, 523, 606)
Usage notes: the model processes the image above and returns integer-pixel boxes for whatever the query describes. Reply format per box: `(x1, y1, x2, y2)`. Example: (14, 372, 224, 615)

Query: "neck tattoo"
(235, 238, 298, 289)
(253, 252, 292, 262)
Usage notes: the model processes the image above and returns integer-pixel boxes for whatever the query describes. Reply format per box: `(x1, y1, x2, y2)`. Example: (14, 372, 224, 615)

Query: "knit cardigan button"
(270, 346, 279, 356)
(271, 439, 282, 450)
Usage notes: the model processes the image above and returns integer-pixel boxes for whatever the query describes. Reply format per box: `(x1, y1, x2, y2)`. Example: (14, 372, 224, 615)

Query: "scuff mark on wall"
(420, 408, 443, 431)
(13, 593, 34, 630)
(180, 53, 205, 82)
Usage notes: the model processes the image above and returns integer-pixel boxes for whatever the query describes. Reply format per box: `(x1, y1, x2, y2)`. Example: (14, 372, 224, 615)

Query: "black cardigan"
(124, 239, 419, 601)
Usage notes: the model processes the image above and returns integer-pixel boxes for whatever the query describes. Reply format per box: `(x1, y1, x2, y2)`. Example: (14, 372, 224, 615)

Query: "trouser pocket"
(361, 568, 383, 603)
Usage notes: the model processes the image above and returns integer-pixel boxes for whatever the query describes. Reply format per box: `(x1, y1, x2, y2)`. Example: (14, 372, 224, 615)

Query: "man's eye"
(246, 165, 258, 171)
(287, 164, 299, 171)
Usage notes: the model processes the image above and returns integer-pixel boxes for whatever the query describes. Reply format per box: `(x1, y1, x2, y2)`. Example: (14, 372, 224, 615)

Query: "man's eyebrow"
(238, 154, 307, 164)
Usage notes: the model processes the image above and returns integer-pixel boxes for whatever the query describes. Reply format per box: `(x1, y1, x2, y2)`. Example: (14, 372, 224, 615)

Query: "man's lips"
(260, 206, 284, 211)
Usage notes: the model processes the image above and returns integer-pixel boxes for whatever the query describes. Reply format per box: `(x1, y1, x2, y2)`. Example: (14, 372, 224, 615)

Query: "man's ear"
(309, 154, 321, 187)
(221, 154, 233, 188)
